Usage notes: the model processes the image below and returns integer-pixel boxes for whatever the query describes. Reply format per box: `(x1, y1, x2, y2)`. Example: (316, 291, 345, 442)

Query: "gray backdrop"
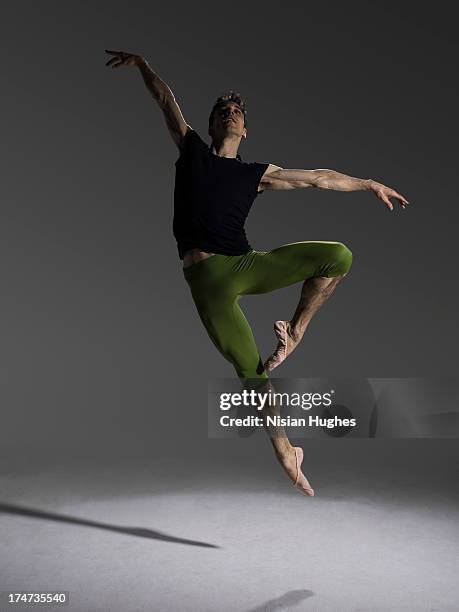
(1, 1, 458, 462)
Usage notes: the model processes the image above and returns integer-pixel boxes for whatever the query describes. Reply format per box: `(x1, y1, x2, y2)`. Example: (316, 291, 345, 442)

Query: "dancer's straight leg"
(246, 378, 314, 495)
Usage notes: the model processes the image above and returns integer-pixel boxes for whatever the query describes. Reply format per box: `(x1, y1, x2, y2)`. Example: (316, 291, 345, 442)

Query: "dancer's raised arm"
(105, 50, 191, 151)
(259, 167, 410, 211)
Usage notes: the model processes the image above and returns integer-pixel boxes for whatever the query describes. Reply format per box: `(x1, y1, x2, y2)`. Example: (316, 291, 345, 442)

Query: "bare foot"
(264, 320, 301, 373)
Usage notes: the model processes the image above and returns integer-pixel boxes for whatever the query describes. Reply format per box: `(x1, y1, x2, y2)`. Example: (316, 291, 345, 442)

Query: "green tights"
(183, 241, 353, 382)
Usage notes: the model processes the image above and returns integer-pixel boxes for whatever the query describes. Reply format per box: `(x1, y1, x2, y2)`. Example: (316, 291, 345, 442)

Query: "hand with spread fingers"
(369, 180, 410, 211)
(105, 49, 143, 68)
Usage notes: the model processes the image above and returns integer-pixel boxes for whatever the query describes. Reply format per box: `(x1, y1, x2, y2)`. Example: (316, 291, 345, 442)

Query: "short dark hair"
(208, 90, 247, 129)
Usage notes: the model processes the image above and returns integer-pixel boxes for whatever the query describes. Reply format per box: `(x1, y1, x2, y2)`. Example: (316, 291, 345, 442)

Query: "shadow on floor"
(0, 501, 219, 548)
(246, 589, 315, 612)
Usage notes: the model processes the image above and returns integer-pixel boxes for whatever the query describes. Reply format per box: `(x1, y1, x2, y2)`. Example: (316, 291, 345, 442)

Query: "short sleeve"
(249, 162, 270, 198)
(175, 128, 206, 165)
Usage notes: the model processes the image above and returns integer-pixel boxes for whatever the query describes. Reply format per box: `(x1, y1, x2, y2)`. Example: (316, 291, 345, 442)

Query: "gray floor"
(1, 441, 458, 612)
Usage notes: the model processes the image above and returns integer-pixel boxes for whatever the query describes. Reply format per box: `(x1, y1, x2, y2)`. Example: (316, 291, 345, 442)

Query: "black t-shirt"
(173, 128, 269, 259)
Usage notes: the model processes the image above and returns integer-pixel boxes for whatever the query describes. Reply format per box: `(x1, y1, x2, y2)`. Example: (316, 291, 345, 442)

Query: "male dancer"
(105, 50, 409, 495)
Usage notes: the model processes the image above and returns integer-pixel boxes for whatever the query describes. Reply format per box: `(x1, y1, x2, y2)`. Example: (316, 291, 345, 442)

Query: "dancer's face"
(209, 102, 247, 141)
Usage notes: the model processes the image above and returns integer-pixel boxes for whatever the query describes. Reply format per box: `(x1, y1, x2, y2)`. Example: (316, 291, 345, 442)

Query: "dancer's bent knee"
(325, 242, 353, 277)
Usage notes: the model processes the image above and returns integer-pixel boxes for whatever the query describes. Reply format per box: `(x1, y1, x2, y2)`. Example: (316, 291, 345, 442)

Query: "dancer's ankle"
(274, 442, 295, 460)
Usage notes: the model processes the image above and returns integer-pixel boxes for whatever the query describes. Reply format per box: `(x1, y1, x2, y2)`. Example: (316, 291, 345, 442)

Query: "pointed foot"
(293, 446, 315, 497)
(264, 320, 292, 373)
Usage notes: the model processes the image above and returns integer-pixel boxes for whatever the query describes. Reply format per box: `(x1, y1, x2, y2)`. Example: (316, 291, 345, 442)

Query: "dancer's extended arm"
(105, 50, 190, 150)
(259, 167, 410, 210)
